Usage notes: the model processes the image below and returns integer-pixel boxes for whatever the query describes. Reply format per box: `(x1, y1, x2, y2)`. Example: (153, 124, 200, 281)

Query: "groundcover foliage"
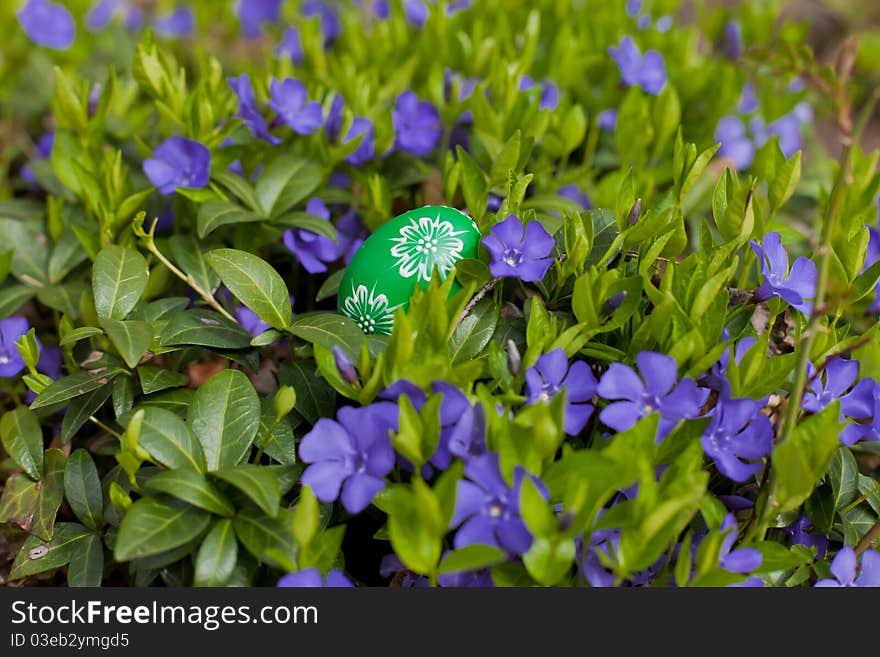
(1, 0, 880, 588)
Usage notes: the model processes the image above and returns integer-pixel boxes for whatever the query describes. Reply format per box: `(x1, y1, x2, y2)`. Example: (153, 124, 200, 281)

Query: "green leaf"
(197, 200, 263, 238)
(769, 150, 801, 212)
(144, 469, 235, 516)
(292, 486, 320, 548)
(64, 449, 104, 531)
(59, 326, 104, 346)
(0, 406, 44, 479)
(0, 285, 36, 319)
(254, 155, 323, 219)
(522, 537, 577, 586)
(0, 473, 40, 533)
(277, 361, 336, 425)
(136, 407, 207, 472)
(114, 497, 211, 561)
(33, 449, 67, 541)
(159, 309, 253, 349)
(450, 298, 499, 364)
(137, 364, 188, 394)
(195, 518, 238, 586)
(456, 146, 488, 224)
(206, 248, 293, 329)
(188, 369, 260, 471)
(212, 170, 263, 213)
(827, 446, 859, 511)
(770, 402, 844, 514)
(233, 508, 297, 568)
(167, 235, 221, 294)
(752, 541, 813, 574)
(0, 217, 49, 284)
(31, 369, 126, 411)
(92, 244, 149, 320)
(316, 269, 344, 302)
(211, 465, 281, 516)
(437, 545, 507, 575)
(288, 311, 365, 361)
(9, 523, 92, 580)
(48, 229, 88, 285)
(67, 533, 104, 587)
(805, 484, 835, 534)
(100, 317, 153, 368)
(273, 211, 338, 242)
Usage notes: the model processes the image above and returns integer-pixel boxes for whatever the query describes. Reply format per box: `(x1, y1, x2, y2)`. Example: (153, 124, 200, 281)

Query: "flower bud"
(333, 345, 358, 385)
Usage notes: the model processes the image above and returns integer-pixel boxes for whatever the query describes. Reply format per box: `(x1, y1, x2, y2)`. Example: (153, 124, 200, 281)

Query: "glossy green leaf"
(194, 518, 238, 586)
(67, 533, 104, 587)
(92, 245, 149, 320)
(211, 464, 281, 516)
(197, 200, 263, 238)
(135, 407, 207, 472)
(33, 449, 67, 541)
(64, 449, 104, 531)
(159, 309, 253, 348)
(100, 317, 153, 368)
(188, 369, 260, 471)
(30, 368, 127, 410)
(9, 523, 92, 580)
(206, 248, 293, 329)
(144, 469, 235, 516)
(114, 497, 211, 561)
(0, 406, 44, 479)
(254, 155, 323, 219)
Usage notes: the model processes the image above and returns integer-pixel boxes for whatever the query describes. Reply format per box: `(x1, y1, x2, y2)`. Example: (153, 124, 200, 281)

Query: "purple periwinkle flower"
(269, 78, 323, 135)
(277, 568, 355, 587)
(625, 1, 642, 17)
(608, 36, 666, 95)
(481, 214, 555, 283)
(451, 452, 545, 556)
(738, 82, 759, 114)
(153, 7, 194, 37)
(343, 117, 376, 167)
(392, 92, 442, 157)
(333, 346, 358, 385)
(525, 349, 597, 435)
(803, 359, 859, 413)
(703, 333, 756, 398)
(598, 351, 707, 440)
(815, 547, 880, 587)
(718, 514, 763, 574)
(597, 109, 618, 131)
(21, 132, 54, 186)
(283, 198, 340, 273)
(299, 403, 398, 514)
(519, 76, 560, 111)
(636, 13, 651, 30)
(785, 515, 828, 559)
(235, 306, 271, 337)
(715, 115, 755, 171)
(124, 6, 143, 31)
(237, 0, 282, 39)
(325, 94, 345, 142)
(143, 137, 211, 195)
(655, 15, 673, 32)
(302, 0, 341, 46)
(275, 27, 304, 64)
(404, 0, 429, 27)
(228, 74, 280, 145)
(701, 397, 773, 482)
(336, 210, 369, 264)
(86, 0, 123, 31)
(17, 0, 75, 50)
(0, 318, 29, 378)
(557, 184, 591, 210)
(839, 378, 880, 445)
(751, 113, 804, 158)
(750, 232, 817, 315)
(723, 20, 743, 59)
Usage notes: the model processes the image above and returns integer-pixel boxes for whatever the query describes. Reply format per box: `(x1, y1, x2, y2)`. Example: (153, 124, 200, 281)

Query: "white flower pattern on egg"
(389, 212, 466, 282)
(341, 283, 398, 334)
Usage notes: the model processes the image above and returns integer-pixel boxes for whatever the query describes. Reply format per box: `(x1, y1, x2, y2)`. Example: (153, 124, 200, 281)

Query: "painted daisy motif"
(389, 212, 466, 282)
(342, 283, 397, 334)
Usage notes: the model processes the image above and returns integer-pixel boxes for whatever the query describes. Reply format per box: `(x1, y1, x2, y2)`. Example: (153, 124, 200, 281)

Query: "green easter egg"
(338, 205, 481, 334)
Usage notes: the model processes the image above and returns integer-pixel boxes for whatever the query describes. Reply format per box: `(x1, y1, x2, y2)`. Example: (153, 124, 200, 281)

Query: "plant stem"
(90, 416, 122, 440)
(750, 89, 880, 543)
(855, 519, 880, 557)
(453, 277, 500, 330)
(139, 219, 237, 323)
(779, 90, 880, 443)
